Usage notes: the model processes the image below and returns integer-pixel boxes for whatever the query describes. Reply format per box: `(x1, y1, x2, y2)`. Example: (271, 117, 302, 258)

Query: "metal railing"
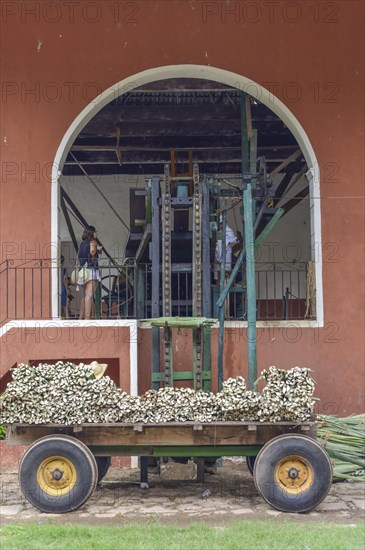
(1, 259, 310, 322)
(226, 261, 309, 321)
(0, 259, 53, 320)
(59, 259, 137, 320)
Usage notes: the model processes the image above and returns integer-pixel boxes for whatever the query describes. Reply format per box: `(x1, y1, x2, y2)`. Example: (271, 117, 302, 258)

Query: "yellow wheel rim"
(37, 456, 77, 496)
(275, 455, 313, 494)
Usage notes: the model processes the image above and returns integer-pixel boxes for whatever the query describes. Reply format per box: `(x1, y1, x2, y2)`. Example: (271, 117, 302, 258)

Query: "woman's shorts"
(77, 268, 101, 285)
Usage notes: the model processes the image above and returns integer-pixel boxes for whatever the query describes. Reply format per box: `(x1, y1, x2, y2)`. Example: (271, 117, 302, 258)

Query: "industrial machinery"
(6, 158, 332, 515)
(127, 157, 281, 392)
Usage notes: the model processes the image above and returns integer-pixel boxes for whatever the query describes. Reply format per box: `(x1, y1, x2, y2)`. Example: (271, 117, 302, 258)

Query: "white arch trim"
(51, 64, 323, 326)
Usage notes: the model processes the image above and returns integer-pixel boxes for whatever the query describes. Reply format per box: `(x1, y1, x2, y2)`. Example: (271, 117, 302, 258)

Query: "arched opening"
(52, 65, 323, 325)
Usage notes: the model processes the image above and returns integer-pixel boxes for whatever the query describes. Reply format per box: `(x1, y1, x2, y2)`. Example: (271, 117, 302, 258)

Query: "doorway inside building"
(52, 67, 322, 324)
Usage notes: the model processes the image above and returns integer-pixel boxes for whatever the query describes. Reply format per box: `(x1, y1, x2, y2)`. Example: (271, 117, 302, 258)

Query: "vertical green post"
(250, 129, 258, 174)
(241, 92, 249, 175)
(217, 207, 227, 391)
(202, 327, 211, 392)
(244, 184, 257, 389)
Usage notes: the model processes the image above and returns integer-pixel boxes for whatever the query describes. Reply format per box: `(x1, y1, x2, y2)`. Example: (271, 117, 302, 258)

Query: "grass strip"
(1, 521, 364, 550)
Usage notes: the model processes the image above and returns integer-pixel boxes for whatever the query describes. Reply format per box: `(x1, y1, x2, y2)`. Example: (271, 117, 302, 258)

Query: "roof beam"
(281, 187, 310, 215)
(64, 157, 304, 166)
(60, 194, 79, 252)
(269, 149, 302, 178)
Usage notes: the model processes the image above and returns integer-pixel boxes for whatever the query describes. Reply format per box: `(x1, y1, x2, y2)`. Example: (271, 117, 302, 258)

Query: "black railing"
(60, 259, 137, 320)
(0, 259, 53, 320)
(211, 261, 308, 321)
(0, 259, 310, 322)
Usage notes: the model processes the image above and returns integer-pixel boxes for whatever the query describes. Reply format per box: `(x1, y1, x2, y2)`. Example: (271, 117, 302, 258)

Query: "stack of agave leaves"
(215, 377, 263, 421)
(139, 388, 218, 423)
(259, 366, 316, 422)
(317, 414, 365, 481)
(0, 362, 315, 425)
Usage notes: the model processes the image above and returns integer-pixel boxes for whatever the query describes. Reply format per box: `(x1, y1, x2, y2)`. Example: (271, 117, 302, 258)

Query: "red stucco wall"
(138, 325, 363, 415)
(0, 325, 131, 390)
(1, 1, 364, 413)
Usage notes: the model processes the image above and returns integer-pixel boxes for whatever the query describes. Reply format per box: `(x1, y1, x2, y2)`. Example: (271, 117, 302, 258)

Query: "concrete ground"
(1, 459, 364, 526)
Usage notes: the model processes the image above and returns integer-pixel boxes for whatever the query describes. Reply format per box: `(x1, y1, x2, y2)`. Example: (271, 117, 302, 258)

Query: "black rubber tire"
(19, 434, 98, 513)
(253, 434, 332, 513)
(95, 456, 112, 483)
(246, 455, 256, 475)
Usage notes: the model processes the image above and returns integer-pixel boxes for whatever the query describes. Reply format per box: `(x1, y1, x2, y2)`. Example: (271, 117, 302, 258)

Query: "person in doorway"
(77, 226, 102, 319)
(213, 224, 239, 281)
(66, 276, 75, 317)
(214, 223, 240, 318)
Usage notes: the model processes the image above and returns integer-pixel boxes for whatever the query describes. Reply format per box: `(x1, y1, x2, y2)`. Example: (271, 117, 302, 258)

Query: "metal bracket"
(193, 424, 203, 431)
(133, 424, 145, 433)
(73, 426, 83, 433)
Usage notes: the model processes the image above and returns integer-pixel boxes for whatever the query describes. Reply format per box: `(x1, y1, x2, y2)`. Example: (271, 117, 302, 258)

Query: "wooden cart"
(6, 420, 332, 514)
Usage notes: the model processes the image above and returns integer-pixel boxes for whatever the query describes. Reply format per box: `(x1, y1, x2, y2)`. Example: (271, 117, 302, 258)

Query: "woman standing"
(78, 225, 102, 319)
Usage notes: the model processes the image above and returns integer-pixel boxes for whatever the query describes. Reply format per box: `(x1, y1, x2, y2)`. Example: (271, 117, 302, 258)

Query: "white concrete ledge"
(138, 319, 322, 329)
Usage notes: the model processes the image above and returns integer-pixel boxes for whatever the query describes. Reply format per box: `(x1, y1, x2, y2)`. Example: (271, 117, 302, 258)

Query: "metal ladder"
(151, 163, 211, 391)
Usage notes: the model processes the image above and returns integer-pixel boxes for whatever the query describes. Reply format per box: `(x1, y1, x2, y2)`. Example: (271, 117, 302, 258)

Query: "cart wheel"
(19, 434, 98, 513)
(253, 434, 332, 513)
(95, 456, 111, 483)
(246, 455, 256, 475)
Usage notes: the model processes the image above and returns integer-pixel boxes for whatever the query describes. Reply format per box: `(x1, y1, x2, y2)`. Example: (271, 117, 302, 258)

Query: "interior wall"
(61, 172, 311, 304)
(60, 174, 147, 261)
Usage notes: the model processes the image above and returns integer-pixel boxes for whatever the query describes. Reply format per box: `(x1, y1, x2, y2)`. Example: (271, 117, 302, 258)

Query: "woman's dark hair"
(82, 225, 96, 241)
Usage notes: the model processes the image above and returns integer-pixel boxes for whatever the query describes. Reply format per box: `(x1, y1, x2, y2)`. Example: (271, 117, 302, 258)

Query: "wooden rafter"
(269, 149, 302, 178)
(115, 128, 122, 166)
(60, 193, 79, 252)
(281, 187, 309, 215)
(274, 164, 308, 206)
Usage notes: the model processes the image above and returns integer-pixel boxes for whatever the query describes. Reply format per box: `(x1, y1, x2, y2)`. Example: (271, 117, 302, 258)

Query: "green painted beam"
(203, 327, 211, 392)
(89, 446, 153, 456)
(217, 208, 227, 391)
(250, 129, 258, 173)
(89, 445, 262, 457)
(244, 184, 257, 390)
(241, 92, 249, 174)
(254, 207, 284, 249)
(149, 317, 217, 328)
(153, 445, 261, 457)
(152, 371, 211, 382)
